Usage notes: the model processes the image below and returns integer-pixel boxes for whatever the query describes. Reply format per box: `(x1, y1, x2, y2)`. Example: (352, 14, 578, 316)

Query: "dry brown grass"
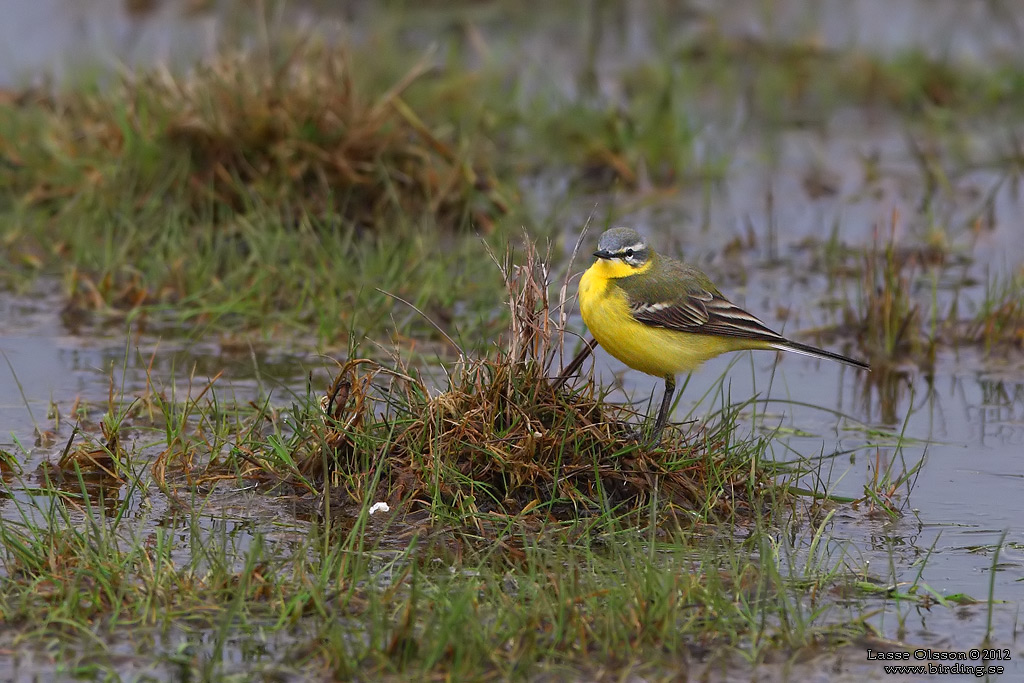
(3, 41, 510, 231)
(288, 237, 775, 523)
(32, 238, 779, 527)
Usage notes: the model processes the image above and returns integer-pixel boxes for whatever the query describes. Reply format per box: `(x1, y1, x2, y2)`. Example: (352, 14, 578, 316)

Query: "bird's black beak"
(593, 249, 613, 259)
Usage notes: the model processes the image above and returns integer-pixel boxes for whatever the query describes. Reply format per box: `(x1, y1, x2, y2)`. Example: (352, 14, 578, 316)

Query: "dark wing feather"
(630, 292, 785, 342)
(622, 257, 786, 343)
(690, 296, 786, 341)
(615, 254, 869, 369)
(630, 291, 711, 329)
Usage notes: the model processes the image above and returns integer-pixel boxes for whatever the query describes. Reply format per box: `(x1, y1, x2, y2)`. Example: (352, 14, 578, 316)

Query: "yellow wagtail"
(578, 227, 869, 444)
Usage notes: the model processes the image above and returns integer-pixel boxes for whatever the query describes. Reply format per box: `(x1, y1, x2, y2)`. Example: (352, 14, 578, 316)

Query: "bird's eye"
(625, 248, 634, 259)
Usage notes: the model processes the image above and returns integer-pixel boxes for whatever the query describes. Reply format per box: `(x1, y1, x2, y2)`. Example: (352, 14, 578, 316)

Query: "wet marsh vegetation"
(1, 242, 873, 680)
(1, 0, 1024, 680)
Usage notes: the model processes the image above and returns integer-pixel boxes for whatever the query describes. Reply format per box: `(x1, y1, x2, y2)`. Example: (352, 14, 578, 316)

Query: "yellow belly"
(578, 266, 744, 378)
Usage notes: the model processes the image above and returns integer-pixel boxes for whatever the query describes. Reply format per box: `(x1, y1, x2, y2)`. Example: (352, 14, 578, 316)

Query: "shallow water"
(3, 0, 1024, 680)
(576, 106, 1024, 676)
(4, 0, 1024, 89)
(6, 279, 1023, 679)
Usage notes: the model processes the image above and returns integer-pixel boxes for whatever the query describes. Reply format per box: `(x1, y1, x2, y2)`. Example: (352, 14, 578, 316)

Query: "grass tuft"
(263, 237, 782, 527)
(857, 215, 930, 366)
(967, 268, 1024, 351)
(3, 41, 508, 232)
(0, 235, 896, 678)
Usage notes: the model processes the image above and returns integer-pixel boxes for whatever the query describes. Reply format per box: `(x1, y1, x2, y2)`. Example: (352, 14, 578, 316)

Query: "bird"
(578, 227, 869, 445)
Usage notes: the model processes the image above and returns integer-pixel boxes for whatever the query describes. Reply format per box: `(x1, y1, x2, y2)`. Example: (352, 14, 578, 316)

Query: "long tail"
(769, 340, 870, 371)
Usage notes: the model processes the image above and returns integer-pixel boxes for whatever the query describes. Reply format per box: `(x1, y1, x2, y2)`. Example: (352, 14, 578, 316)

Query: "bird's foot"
(623, 428, 645, 443)
(619, 427, 665, 451)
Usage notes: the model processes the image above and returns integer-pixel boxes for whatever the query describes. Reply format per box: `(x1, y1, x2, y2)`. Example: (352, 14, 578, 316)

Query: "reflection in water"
(48, 474, 125, 517)
(964, 376, 1024, 448)
(860, 366, 918, 426)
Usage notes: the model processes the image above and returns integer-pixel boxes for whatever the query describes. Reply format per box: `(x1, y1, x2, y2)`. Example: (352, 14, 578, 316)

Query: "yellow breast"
(578, 261, 742, 378)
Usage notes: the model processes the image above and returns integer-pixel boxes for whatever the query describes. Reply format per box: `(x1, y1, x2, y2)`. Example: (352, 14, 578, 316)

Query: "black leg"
(551, 337, 599, 391)
(649, 375, 676, 446)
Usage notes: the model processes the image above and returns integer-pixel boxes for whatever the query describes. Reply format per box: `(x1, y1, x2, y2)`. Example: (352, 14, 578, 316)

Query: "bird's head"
(593, 227, 651, 273)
